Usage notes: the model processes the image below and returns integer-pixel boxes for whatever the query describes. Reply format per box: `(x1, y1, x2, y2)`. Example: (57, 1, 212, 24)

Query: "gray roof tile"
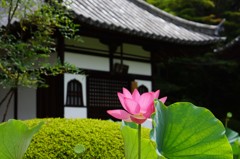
(63, 0, 225, 45)
(214, 36, 240, 53)
(0, 0, 225, 45)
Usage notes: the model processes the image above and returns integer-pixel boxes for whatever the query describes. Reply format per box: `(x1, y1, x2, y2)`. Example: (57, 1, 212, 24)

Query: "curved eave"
(76, 14, 226, 46)
(214, 36, 240, 53)
(133, 0, 221, 36)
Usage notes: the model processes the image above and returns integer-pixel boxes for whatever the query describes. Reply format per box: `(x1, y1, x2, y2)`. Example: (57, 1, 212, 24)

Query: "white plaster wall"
(142, 119, 152, 129)
(0, 87, 37, 121)
(135, 79, 152, 92)
(0, 88, 14, 121)
(114, 59, 151, 76)
(64, 107, 87, 118)
(65, 53, 110, 71)
(17, 87, 36, 120)
(64, 73, 87, 118)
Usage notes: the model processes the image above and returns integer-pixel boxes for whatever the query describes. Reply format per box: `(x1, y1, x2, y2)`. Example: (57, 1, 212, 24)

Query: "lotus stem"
(138, 124, 141, 159)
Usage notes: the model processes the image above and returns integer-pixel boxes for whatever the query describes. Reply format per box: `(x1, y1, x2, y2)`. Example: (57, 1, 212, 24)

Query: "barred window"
(66, 79, 83, 106)
(138, 85, 148, 94)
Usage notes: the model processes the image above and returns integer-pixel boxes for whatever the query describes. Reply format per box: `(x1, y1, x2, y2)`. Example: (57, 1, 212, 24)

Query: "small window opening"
(66, 79, 83, 106)
(138, 85, 148, 94)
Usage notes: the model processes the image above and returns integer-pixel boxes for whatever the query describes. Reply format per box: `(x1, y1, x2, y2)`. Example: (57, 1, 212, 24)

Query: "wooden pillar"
(37, 32, 64, 118)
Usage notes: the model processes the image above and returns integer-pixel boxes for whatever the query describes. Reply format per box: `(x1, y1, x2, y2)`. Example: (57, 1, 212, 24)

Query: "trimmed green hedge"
(24, 118, 150, 159)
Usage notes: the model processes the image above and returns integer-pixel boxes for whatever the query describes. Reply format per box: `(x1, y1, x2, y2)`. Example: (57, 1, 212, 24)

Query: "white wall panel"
(114, 59, 151, 76)
(64, 107, 87, 118)
(18, 87, 36, 120)
(135, 79, 152, 92)
(0, 87, 36, 121)
(65, 53, 110, 71)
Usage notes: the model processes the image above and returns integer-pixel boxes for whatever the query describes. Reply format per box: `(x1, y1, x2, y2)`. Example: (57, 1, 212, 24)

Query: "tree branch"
(10, 0, 21, 23)
(7, 0, 21, 28)
(1, 88, 15, 122)
(0, 88, 13, 109)
(7, 0, 13, 28)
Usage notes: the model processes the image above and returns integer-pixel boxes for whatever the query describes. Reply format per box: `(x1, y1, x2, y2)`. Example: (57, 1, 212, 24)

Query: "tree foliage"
(146, 0, 216, 22)
(0, 0, 80, 88)
(213, 0, 240, 40)
(0, 0, 81, 121)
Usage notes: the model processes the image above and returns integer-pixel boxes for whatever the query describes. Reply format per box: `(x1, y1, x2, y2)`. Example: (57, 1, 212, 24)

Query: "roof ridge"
(130, 0, 222, 36)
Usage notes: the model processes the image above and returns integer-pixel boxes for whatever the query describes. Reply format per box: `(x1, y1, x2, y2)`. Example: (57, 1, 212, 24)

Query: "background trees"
(213, 0, 240, 40)
(146, 0, 240, 41)
(146, 0, 216, 22)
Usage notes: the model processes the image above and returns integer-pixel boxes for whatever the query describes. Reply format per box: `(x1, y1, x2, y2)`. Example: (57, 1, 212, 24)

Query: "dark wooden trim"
(64, 48, 151, 63)
(77, 24, 217, 55)
(109, 43, 120, 73)
(37, 75, 64, 118)
(56, 32, 65, 63)
(83, 69, 152, 81)
(150, 52, 155, 91)
(36, 31, 65, 118)
(65, 47, 109, 58)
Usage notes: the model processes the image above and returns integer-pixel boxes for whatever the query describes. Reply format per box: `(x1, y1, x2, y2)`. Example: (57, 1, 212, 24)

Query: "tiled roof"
(214, 36, 240, 59)
(214, 36, 240, 52)
(64, 0, 225, 45)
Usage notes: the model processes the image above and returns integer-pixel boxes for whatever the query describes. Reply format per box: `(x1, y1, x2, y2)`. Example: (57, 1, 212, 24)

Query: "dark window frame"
(138, 85, 149, 94)
(66, 79, 84, 107)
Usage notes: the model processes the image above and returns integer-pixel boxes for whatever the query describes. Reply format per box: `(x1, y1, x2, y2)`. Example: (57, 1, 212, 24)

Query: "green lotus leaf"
(74, 144, 85, 154)
(225, 128, 240, 157)
(231, 139, 240, 157)
(226, 127, 239, 144)
(0, 119, 43, 159)
(151, 100, 233, 159)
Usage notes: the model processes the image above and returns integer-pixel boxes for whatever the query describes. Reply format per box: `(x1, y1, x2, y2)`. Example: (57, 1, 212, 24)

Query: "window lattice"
(88, 77, 129, 108)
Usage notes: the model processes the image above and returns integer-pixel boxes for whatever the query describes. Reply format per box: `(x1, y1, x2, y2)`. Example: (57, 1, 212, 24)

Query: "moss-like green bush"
(24, 118, 150, 159)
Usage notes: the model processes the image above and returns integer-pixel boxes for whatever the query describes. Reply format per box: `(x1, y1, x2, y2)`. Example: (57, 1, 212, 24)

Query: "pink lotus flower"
(107, 88, 167, 124)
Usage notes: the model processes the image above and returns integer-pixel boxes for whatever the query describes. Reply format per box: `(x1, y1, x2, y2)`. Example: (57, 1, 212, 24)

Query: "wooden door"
(37, 75, 64, 118)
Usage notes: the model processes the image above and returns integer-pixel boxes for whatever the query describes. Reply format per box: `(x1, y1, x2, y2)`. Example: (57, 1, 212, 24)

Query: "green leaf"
(74, 144, 85, 154)
(231, 139, 240, 156)
(151, 101, 233, 159)
(0, 119, 44, 159)
(225, 128, 240, 156)
(1, 0, 6, 7)
(121, 125, 165, 159)
(226, 127, 239, 144)
(122, 121, 138, 129)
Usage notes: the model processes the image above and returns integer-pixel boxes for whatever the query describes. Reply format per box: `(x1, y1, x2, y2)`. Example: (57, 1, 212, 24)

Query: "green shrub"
(24, 118, 150, 159)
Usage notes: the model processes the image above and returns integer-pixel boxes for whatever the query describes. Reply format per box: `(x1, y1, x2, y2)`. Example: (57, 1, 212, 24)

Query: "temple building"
(0, 0, 225, 120)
